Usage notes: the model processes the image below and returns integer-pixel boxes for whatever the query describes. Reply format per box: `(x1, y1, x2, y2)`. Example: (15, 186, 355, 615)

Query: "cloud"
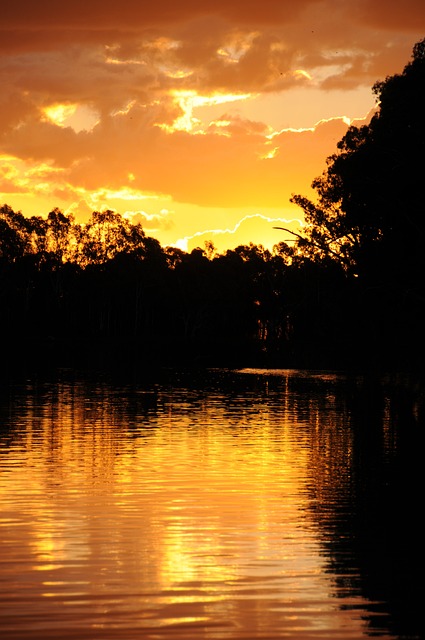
(0, 109, 377, 225)
(0, 1, 320, 31)
(1, 0, 424, 249)
(123, 209, 175, 232)
(177, 213, 304, 253)
(1, 2, 423, 107)
(65, 199, 94, 223)
(352, 0, 425, 31)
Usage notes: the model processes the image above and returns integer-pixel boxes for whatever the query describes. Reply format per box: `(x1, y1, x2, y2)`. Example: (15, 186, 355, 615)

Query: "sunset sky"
(1, 1, 424, 253)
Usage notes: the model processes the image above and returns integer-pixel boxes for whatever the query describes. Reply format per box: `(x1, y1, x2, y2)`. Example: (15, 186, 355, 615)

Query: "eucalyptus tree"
(290, 39, 425, 286)
(286, 38, 425, 368)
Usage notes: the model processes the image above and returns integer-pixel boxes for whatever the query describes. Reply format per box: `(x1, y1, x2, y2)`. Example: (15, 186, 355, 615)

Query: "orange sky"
(1, 1, 424, 253)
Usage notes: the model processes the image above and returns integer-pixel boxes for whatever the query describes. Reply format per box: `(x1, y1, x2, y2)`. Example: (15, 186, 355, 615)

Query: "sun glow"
(158, 90, 251, 133)
(90, 187, 161, 203)
(267, 114, 354, 138)
(294, 69, 313, 81)
(216, 31, 259, 64)
(42, 103, 99, 132)
(260, 146, 279, 160)
(42, 103, 77, 127)
(174, 214, 304, 252)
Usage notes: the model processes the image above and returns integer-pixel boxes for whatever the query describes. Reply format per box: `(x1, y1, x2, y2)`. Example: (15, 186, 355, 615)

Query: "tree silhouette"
(4, 37, 425, 375)
(288, 38, 425, 369)
(290, 38, 425, 285)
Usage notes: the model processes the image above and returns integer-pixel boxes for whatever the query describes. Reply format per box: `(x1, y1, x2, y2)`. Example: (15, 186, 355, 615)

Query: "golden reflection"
(0, 377, 380, 638)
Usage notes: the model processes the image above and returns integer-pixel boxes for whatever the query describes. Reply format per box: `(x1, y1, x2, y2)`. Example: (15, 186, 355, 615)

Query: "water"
(0, 368, 422, 639)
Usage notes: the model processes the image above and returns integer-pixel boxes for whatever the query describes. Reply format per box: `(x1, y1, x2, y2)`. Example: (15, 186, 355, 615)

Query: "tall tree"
(290, 37, 425, 293)
(288, 38, 425, 368)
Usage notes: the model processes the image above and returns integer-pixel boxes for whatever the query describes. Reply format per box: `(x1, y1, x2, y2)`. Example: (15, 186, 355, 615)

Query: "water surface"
(0, 368, 421, 639)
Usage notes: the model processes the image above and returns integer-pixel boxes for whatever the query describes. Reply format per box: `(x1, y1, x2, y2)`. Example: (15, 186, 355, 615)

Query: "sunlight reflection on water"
(0, 368, 419, 639)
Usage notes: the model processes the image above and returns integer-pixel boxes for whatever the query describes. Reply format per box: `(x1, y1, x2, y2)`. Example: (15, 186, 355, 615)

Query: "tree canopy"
(290, 37, 425, 301)
(2, 39, 425, 374)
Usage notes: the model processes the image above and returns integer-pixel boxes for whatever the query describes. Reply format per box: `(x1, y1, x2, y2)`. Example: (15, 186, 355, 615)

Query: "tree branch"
(273, 226, 350, 266)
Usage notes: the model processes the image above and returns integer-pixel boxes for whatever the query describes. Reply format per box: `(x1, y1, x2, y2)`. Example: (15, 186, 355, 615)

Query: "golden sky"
(1, 1, 424, 252)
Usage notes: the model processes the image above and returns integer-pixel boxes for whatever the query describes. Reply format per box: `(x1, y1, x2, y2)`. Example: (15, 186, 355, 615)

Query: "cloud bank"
(1, 0, 424, 249)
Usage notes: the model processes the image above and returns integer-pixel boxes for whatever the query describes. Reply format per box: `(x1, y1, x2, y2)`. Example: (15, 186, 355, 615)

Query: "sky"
(1, 1, 424, 253)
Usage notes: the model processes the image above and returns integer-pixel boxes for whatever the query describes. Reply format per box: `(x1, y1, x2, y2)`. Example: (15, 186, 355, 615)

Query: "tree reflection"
(301, 374, 422, 639)
(0, 370, 422, 639)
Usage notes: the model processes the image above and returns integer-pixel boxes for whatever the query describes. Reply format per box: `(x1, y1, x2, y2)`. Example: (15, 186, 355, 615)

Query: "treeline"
(2, 37, 425, 375)
(0, 203, 418, 374)
(0, 204, 354, 372)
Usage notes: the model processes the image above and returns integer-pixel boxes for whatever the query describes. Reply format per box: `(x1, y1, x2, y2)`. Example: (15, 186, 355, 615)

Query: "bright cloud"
(175, 214, 304, 253)
(0, 0, 424, 250)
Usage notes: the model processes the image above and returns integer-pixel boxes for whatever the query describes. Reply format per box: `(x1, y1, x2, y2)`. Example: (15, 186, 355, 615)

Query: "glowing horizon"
(0, 1, 424, 252)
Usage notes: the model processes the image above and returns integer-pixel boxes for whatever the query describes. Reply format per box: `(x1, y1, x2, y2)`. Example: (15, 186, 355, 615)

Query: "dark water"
(0, 368, 422, 639)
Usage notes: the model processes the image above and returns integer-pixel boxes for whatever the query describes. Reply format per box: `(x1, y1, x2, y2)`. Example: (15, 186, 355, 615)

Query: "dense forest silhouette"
(2, 39, 425, 376)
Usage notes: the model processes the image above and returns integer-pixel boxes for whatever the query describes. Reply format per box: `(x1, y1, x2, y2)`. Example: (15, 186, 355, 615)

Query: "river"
(0, 368, 421, 639)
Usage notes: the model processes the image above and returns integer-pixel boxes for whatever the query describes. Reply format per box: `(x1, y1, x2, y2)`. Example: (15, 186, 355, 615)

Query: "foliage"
(290, 37, 425, 295)
(0, 195, 420, 372)
(0, 205, 296, 370)
(282, 38, 425, 370)
(3, 40, 425, 373)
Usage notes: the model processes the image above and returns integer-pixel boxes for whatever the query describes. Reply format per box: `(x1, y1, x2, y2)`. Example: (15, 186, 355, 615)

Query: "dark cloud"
(0, 0, 319, 30)
(352, 0, 425, 31)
